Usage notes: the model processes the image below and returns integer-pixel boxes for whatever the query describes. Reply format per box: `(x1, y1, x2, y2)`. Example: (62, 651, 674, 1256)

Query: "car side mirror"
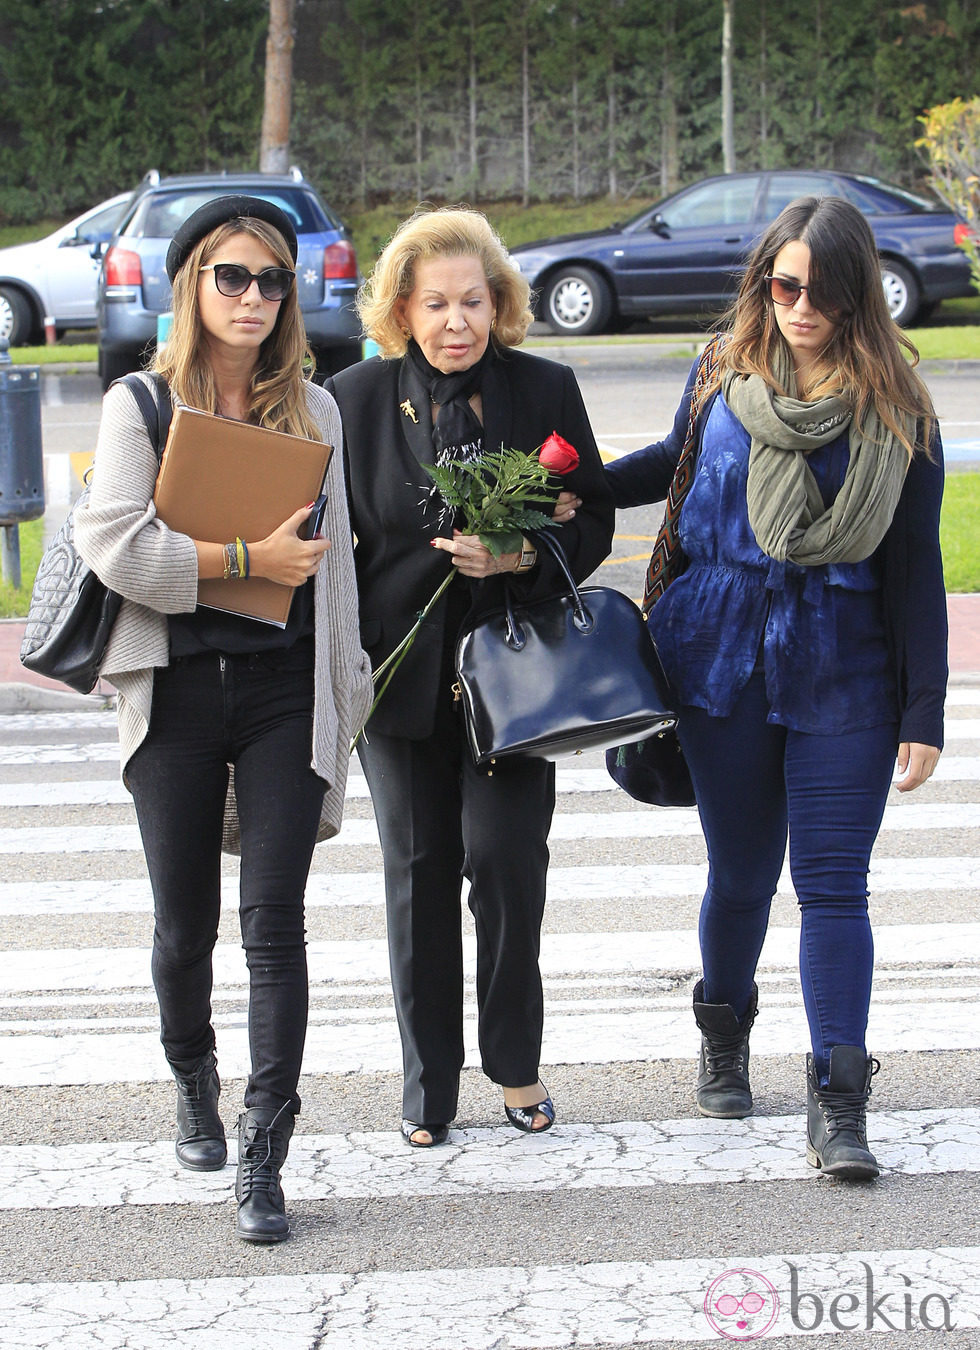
(89, 240, 107, 261)
(649, 213, 671, 238)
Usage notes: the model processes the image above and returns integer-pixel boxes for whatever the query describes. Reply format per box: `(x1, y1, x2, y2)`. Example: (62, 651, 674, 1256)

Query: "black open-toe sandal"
(400, 1120, 450, 1148)
(504, 1092, 556, 1134)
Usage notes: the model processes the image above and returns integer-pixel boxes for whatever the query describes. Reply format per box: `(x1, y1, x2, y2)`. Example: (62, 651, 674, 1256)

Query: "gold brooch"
(400, 398, 418, 424)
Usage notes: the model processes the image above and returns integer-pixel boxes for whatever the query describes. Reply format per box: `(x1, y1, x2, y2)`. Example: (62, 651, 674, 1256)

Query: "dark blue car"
(510, 170, 975, 334)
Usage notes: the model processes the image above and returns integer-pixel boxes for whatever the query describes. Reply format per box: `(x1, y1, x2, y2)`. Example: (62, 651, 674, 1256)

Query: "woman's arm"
(603, 355, 700, 509)
(893, 426, 948, 753)
(78, 382, 334, 606)
(75, 382, 199, 613)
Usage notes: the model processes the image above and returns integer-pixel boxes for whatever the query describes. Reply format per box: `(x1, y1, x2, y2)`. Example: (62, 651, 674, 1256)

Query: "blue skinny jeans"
(678, 672, 897, 1079)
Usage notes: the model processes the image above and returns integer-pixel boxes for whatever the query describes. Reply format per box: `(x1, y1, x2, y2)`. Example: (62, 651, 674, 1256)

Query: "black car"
(510, 170, 976, 334)
(96, 168, 362, 388)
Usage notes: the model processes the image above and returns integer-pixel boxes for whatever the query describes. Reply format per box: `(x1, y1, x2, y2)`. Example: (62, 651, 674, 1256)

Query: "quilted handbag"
(20, 374, 171, 694)
(454, 530, 678, 768)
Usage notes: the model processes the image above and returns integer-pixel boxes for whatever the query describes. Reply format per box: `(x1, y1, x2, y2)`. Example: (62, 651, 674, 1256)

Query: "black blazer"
(328, 347, 615, 739)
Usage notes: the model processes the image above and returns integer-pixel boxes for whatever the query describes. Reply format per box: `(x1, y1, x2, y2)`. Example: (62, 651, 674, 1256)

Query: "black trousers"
(358, 689, 555, 1124)
(126, 641, 324, 1114)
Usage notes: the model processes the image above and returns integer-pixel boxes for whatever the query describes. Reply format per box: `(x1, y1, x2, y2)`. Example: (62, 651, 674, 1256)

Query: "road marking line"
(2, 1107, 978, 1210)
(0, 1248, 976, 1346)
(0, 854, 977, 917)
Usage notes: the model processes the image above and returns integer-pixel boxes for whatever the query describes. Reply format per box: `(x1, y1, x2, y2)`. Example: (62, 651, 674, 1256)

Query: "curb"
(0, 683, 114, 715)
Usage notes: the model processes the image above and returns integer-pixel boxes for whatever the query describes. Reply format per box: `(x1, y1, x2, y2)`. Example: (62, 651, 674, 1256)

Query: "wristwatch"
(516, 541, 538, 573)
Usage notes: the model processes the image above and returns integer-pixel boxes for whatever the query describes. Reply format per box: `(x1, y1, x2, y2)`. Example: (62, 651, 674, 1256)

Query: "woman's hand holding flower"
(431, 530, 521, 576)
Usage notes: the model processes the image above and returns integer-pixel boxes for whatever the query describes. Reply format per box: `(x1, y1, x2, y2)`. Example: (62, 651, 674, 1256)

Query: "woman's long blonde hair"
(717, 195, 934, 456)
(358, 205, 533, 356)
(153, 217, 320, 440)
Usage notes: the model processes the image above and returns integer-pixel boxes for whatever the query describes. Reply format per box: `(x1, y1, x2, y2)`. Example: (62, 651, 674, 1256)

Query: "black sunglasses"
(764, 274, 814, 307)
(199, 263, 295, 302)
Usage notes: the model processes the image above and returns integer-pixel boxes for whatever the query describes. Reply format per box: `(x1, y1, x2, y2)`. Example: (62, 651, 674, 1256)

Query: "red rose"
(538, 431, 579, 475)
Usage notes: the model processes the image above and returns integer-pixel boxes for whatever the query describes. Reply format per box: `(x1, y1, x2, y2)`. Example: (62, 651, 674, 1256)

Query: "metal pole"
(1, 523, 21, 590)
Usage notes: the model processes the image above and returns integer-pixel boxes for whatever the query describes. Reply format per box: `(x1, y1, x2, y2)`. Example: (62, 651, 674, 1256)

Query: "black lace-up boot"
(171, 1051, 227, 1172)
(235, 1103, 295, 1243)
(692, 980, 758, 1118)
(806, 1046, 880, 1180)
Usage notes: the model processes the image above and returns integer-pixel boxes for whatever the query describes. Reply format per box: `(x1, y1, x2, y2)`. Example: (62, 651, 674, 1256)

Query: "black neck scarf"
(405, 339, 493, 461)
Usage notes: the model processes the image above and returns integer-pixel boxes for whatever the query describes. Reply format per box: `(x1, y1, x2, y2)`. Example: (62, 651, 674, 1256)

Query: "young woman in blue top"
(605, 196, 947, 1180)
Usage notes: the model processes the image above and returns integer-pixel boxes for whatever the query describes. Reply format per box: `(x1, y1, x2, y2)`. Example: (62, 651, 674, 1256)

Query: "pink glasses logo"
(704, 1268, 780, 1341)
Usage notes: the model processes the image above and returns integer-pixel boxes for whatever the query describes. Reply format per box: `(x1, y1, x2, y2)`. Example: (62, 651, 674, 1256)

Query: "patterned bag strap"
(640, 333, 724, 617)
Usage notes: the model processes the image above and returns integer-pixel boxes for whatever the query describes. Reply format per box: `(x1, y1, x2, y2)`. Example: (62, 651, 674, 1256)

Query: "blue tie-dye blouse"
(647, 394, 899, 734)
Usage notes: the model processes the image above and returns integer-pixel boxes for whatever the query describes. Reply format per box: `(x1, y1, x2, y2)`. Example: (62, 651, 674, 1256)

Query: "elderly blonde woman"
(327, 207, 613, 1147)
(76, 195, 372, 1242)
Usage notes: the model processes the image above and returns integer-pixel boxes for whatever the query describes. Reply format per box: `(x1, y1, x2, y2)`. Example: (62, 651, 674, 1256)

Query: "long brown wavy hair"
(153, 217, 321, 440)
(716, 195, 934, 456)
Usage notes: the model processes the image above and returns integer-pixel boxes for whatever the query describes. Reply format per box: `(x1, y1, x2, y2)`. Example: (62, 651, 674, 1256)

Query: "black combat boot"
(235, 1103, 295, 1243)
(692, 980, 758, 1118)
(171, 1051, 227, 1172)
(806, 1045, 880, 1180)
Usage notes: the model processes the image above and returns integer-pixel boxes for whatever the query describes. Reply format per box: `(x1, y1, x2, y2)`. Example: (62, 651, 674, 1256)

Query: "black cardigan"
(328, 347, 615, 740)
(605, 359, 948, 749)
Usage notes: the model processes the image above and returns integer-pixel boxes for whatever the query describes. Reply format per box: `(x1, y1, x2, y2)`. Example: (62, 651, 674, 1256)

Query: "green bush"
(941, 473, 980, 593)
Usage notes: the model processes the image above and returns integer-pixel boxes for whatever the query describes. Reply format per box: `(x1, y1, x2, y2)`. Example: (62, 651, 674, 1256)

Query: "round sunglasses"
(199, 263, 296, 302)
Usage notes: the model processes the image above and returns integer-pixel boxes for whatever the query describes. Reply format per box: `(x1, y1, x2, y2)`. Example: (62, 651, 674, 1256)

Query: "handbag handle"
(502, 530, 594, 650)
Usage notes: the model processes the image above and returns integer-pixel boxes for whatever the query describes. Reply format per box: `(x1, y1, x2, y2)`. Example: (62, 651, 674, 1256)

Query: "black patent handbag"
(454, 531, 678, 767)
(20, 375, 171, 694)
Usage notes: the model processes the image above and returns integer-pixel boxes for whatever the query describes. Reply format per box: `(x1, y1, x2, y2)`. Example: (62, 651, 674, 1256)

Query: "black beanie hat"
(165, 194, 298, 282)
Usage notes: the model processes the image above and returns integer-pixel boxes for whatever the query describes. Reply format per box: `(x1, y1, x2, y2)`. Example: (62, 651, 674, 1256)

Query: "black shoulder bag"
(20, 374, 172, 694)
(454, 529, 678, 768)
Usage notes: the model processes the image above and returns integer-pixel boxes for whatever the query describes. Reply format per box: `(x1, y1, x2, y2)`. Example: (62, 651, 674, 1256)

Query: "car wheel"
(543, 267, 613, 336)
(880, 260, 921, 327)
(98, 347, 140, 392)
(0, 286, 36, 346)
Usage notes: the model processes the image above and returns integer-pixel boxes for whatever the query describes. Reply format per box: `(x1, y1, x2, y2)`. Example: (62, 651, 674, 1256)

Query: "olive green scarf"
(722, 350, 912, 566)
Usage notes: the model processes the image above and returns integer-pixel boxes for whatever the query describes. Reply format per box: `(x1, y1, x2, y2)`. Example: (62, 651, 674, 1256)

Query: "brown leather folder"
(153, 406, 333, 626)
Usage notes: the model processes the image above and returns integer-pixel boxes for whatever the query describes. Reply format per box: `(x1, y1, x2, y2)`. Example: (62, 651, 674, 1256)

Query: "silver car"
(0, 193, 131, 345)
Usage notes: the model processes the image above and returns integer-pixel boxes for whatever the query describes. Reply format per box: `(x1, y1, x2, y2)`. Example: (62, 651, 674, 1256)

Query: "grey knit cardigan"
(75, 375, 373, 850)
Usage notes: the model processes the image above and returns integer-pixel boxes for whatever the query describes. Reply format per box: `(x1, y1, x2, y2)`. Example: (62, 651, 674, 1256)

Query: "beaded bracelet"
(223, 541, 245, 580)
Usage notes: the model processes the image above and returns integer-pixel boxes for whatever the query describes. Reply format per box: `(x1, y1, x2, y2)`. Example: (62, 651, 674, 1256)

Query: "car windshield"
(127, 188, 329, 240)
(845, 177, 942, 214)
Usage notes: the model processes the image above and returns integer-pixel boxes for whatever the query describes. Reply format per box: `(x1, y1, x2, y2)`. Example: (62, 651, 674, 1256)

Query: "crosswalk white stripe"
(1, 681, 974, 732)
(2, 798, 978, 853)
(0, 750, 978, 786)
(2, 924, 977, 993)
(3, 995, 978, 1086)
(1, 852, 976, 917)
(3, 1107, 978, 1210)
(0, 1248, 976, 1348)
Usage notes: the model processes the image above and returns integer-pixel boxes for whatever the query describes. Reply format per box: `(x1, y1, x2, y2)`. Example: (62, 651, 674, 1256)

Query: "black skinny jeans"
(126, 640, 325, 1114)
